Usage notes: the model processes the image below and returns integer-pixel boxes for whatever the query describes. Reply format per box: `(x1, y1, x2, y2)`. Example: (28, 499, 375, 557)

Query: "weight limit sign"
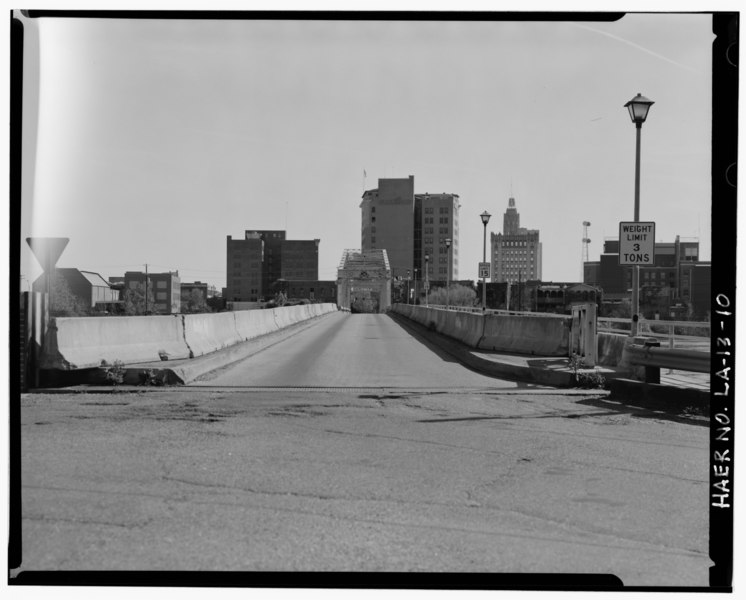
(619, 221, 656, 265)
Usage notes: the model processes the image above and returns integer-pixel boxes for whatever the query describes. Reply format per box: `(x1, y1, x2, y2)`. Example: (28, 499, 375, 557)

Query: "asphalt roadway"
(17, 312, 711, 587)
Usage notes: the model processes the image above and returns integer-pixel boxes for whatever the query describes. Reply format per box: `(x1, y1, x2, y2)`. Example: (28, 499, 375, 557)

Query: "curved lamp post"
(480, 211, 491, 310)
(624, 93, 654, 336)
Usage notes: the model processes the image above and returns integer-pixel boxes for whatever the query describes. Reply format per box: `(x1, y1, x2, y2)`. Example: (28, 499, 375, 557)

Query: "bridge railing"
(624, 336, 710, 384)
(425, 304, 566, 318)
(598, 317, 710, 352)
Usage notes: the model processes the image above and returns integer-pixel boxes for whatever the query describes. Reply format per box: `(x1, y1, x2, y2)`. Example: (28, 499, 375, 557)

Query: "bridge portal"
(336, 249, 392, 313)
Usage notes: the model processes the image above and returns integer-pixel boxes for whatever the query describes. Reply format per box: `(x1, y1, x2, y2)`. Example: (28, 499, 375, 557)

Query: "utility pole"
(518, 270, 522, 312)
(144, 263, 149, 315)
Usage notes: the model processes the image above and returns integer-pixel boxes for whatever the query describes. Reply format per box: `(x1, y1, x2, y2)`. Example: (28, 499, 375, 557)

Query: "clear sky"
(18, 11, 714, 291)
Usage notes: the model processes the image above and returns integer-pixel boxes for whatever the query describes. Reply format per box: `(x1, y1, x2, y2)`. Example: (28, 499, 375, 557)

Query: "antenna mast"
(581, 221, 591, 281)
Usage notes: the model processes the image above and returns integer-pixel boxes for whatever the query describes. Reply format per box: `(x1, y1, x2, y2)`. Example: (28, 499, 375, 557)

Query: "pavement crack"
(23, 514, 147, 529)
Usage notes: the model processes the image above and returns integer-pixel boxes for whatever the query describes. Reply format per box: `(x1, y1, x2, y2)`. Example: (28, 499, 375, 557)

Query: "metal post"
(425, 255, 429, 307)
(445, 239, 451, 310)
(518, 270, 522, 312)
(630, 123, 642, 336)
(482, 220, 488, 310)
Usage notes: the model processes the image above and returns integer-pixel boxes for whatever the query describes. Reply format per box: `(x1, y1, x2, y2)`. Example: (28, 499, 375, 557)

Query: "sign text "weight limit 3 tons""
(619, 221, 656, 265)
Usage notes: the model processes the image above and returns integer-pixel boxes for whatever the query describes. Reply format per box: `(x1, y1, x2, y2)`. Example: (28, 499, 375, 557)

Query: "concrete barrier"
(597, 332, 628, 367)
(479, 313, 569, 355)
(41, 315, 191, 370)
(234, 308, 279, 341)
(41, 304, 339, 371)
(391, 304, 570, 356)
(183, 312, 243, 358)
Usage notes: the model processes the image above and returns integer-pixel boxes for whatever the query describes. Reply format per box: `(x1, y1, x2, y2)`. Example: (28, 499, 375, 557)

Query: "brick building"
(226, 230, 320, 302)
(123, 270, 181, 314)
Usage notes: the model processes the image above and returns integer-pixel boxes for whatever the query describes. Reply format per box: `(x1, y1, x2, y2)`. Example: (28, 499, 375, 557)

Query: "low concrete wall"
(41, 304, 339, 370)
(391, 304, 570, 356)
(234, 308, 278, 341)
(41, 315, 191, 370)
(479, 313, 569, 355)
(597, 332, 628, 367)
(183, 312, 243, 358)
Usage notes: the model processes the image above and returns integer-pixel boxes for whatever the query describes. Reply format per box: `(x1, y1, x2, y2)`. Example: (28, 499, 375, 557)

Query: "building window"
(157, 281, 167, 289)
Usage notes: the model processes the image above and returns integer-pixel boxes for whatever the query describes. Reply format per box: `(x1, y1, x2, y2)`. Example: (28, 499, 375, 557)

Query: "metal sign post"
(619, 221, 655, 337)
(479, 262, 490, 311)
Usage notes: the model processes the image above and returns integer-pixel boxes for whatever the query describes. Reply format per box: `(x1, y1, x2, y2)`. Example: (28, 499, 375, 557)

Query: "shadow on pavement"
(386, 311, 539, 390)
(574, 395, 709, 428)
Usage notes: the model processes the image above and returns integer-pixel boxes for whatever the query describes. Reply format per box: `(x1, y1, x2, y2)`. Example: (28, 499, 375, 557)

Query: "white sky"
(18, 11, 714, 290)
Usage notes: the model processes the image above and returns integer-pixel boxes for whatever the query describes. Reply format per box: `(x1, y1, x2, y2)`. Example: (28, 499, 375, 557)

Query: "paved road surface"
(18, 313, 711, 586)
(194, 311, 524, 389)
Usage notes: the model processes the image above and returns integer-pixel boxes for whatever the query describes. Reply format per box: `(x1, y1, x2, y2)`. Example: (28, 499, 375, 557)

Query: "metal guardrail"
(425, 304, 567, 318)
(625, 345, 710, 373)
(598, 317, 710, 352)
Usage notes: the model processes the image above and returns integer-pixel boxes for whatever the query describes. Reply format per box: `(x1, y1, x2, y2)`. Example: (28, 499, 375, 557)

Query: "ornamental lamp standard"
(480, 211, 491, 311)
(445, 238, 452, 310)
(624, 92, 654, 336)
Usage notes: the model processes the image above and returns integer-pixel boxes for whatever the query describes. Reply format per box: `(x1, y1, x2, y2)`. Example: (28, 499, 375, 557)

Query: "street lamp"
(425, 253, 430, 307)
(413, 268, 418, 305)
(624, 92, 654, 336)
(480, 211, 491, 311)
(406, 269, 411, 305)
(445, 238, 452, 309)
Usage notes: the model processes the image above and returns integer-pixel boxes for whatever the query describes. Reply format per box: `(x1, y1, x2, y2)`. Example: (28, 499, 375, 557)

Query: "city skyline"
(18, 13, 712, 292)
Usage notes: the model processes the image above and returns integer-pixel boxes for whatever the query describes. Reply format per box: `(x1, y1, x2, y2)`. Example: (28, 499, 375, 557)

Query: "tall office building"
(361, 176, 415, 279)
(414, 192, 460, 282)
(490, 197, 542, 283)
(226, 230, 319, 302)
(361, 176, 459, 282)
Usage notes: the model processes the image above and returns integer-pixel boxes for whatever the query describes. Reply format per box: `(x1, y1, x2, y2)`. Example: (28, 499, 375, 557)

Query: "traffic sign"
(478, 262, 490, 279)
(26, 237, 69, 272)
(424, 281, 430, 290)
(618, 222, 655, 265)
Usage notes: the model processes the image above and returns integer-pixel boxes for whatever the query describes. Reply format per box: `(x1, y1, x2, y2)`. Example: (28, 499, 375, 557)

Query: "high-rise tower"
(360, 176, 460, 283)
(490, 197, 542, 283)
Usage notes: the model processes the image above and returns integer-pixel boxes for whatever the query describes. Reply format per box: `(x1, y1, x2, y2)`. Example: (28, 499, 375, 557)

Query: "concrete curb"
(387, 311, 577, 388)
(388, 311, 710, 410)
